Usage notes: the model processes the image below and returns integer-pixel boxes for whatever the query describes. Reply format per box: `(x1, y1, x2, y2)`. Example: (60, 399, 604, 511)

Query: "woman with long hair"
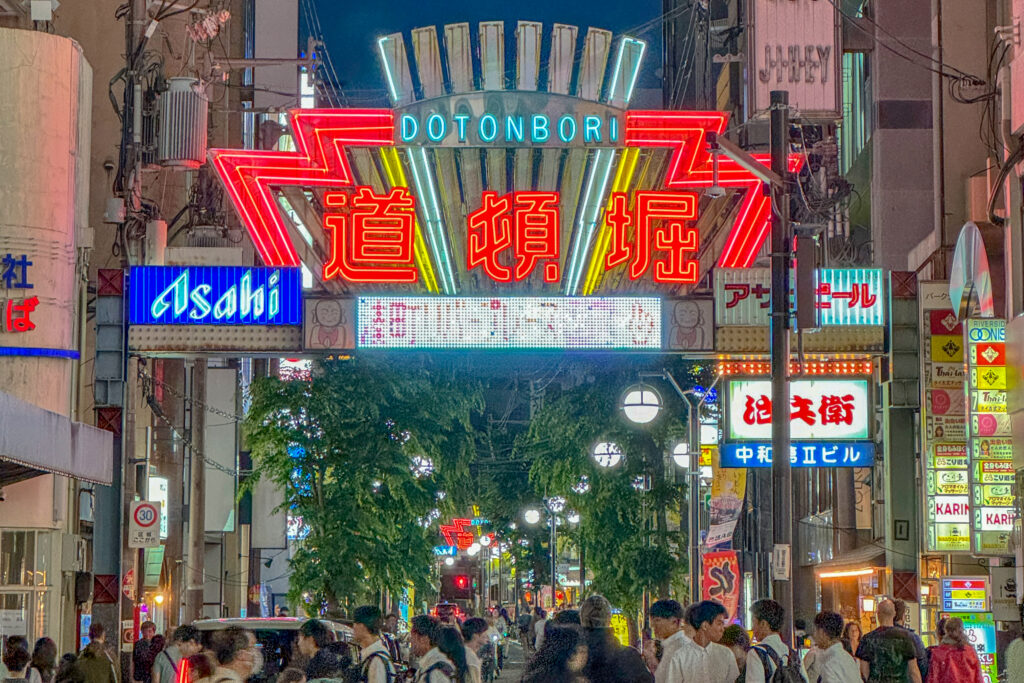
(924, 617, 981, 683)
(519, 625, 587, 683)
(28, 638, 57, 683)
(841, 622, 861, 657)
(434, 626, 469, 683)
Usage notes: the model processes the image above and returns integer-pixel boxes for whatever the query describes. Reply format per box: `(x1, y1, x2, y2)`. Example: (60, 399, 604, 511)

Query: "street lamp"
(547, 496, 567, 513)
(524, 508, 542, 525)
(566, 511, 580, 525)
(621, 384, 663, 424)
(572, 475, 591, 494)
(592, 441, 623, 468)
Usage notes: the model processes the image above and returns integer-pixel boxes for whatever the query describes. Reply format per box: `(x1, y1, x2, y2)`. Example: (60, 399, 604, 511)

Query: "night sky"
(305, 0, 663, 97)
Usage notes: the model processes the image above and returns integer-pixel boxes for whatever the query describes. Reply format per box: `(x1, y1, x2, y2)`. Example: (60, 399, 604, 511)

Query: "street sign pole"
(769, 89, 794, 642)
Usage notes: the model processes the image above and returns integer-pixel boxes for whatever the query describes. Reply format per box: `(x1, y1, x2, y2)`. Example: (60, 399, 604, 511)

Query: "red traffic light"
(454, 575, 469, 590)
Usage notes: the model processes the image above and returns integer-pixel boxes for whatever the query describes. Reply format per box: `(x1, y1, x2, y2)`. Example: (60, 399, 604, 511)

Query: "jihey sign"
(726, 379, 870, 441)
(715, 268, 884, 326)
(129, 266, 302, 326)
(208, 109, 803, 283)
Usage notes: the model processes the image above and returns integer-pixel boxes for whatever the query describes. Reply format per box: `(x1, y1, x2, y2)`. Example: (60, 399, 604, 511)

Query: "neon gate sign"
(208, 109, 803, 283)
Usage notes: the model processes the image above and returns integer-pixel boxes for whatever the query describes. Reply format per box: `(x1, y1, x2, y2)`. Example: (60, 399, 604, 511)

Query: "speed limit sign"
(129, 501, 161, 548)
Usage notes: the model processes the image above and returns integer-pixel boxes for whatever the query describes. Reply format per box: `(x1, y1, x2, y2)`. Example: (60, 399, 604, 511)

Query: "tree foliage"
(518, 360, 713, 613)
(243, 357, 482, 612)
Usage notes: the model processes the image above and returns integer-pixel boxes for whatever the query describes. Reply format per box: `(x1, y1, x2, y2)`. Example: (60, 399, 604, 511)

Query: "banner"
(702, 550, 740, 620)
(706, 450, 746, 548)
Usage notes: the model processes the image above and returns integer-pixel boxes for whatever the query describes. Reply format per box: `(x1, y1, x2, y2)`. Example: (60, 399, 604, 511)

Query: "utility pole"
(687, 397, 701, 602)
(185, 360, 206, 621)
(769, 89, 793, 641)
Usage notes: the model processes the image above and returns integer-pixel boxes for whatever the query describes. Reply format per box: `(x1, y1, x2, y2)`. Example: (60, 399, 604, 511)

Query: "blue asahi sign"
(129, 266, 301, 325)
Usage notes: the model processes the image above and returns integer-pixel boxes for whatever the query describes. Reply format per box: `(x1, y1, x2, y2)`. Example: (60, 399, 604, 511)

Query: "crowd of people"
(0, 595, 1019, 683)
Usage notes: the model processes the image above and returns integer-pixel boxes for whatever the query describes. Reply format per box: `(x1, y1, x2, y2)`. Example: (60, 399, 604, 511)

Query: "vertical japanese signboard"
(748, 0, 841, 118)
(965, 319, 1016, 556)
(919, 283, 970, 553)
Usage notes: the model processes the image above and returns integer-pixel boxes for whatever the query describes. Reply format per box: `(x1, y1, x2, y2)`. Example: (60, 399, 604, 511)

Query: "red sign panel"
(702, 550, 740, 619)
(929, 309, 962, 336)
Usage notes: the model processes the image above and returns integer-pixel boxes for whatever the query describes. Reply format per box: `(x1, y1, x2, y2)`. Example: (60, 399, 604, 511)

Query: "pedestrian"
(351, 605, 395, 683)
(381, 614, 402, 666)
(893, 600, 928, 680)
(924, 619, 945, 663)
(519, 625, 587, 683)
(720, 625, 749, 680)
(184, 654, 215, 683)
(1007, 624, 1024, 683)
(579, 594, 653, 683)
(133, 622, 158, 683)
(648, 599, 687, 683)
(200, 627, 259, 683)
(483, 613, 504, 673)
(298, 620, 335, 681)
(806, 612, 860, 683)
(277, 669, 305, 683)
(53, 654, 78, 683)
(410, 616, 457, 683)
(29, 638, 57, 683)
(305, 642, 351, 682)
(656, 600, 738, 683)
(745, 599, 804, 683)
(72, 624, 117, 683)
(3, 638, 30, 682)
(152, 626, 201, 683)
(841, 623, 861, 658)
(3, 646, 30, 683)
(532, 609, 548, 652)
(855, 599, 921, 683)
(923, 618, 980, 683)
(460, 618, 487, 683)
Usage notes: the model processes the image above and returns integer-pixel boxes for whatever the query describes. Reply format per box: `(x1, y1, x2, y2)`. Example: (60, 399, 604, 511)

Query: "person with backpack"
(73, 624, 117, 683)
(855, 600, 921, 683)
(745, 599, 807, 683)
(892, 600, 928, 681)
(922, 618, 980, 683)
(351, 606, 396, 683)
(807, 612, 860, 683)
(152, 626, 202, 683)
(410, 616, 457, 683)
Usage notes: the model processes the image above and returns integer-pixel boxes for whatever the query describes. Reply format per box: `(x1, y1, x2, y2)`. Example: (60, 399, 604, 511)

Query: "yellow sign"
(700, 445, 715, 468)
(979, 485, 1014, 506)
(934, 523, 971, 551)
(610, 612, 630, 647)
(931, 335, 964, 362)
(973, 367, 1006, 390)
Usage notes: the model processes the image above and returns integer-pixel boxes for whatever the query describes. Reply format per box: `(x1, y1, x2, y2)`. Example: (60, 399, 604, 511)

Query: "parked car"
(193, 617, 354, 683)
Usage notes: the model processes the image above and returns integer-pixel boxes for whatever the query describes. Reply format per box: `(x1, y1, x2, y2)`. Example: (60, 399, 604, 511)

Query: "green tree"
(243, 357, 481, 613)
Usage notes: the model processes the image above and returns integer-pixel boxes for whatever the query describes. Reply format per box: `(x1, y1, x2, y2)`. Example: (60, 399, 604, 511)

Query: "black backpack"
(753, 645, 807, 683)
(342, 651, 396, 683)
(419, 660, 456, 682)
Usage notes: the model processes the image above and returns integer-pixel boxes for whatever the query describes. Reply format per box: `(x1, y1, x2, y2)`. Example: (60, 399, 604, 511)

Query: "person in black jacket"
(579, 595, 654, 683)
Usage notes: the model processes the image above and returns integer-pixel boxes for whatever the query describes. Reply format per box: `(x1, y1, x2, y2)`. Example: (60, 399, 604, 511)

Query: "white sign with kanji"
(726, 379, 870, 441)
(128, 501, 161, 548)
(714, 268, 884, 327)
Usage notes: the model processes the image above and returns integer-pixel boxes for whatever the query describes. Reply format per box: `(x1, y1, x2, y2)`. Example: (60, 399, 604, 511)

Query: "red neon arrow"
(208, 109, 394, 267)
(625, 111, 804, 268)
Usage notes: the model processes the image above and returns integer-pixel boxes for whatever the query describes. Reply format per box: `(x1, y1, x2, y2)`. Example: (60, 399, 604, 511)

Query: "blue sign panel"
(433, 545, 457, 556)
(129, 266, 301, 325)
(720, 442, 875, 468)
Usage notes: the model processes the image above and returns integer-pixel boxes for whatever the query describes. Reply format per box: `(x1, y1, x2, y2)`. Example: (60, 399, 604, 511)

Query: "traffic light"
(441, 573, 473, 599)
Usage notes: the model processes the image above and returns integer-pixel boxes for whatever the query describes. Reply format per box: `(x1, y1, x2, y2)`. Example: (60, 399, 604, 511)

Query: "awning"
(0, 390, 114, 486)
(814, 544, 885, 577)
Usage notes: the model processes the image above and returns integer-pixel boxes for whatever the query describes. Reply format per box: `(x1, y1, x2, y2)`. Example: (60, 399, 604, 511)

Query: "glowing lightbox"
(356, 296, 661, 349)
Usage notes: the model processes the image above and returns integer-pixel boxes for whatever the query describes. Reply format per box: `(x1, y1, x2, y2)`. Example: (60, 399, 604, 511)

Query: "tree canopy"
(243, 356, 482, 611)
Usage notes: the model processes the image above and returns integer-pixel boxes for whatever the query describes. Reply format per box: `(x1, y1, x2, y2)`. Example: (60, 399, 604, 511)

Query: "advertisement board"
(714, 268, 883, 327)
(919, 283, 970, 553)
(356, 296, 662, 349)
(720, 442, 874, 468)
(748, 0, 841, 118)
(965, 319, 1017, 555)
(726, 379, 870, 441)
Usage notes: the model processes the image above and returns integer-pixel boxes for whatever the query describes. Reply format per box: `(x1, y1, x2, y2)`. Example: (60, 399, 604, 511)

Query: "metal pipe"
(769, 89, 794, 642)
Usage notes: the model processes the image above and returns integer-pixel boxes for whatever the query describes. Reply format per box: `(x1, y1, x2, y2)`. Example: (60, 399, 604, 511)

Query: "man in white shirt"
(533, 609, 548, 651)
(808, 611, 861, 683)
(649, 600, 688, 683)
(745, 599, 805, 683)
(411, 616, 455, 683)
(461, 617, 489, 683)
(353, 605, 396, 683)
(657, 601, 740, 683)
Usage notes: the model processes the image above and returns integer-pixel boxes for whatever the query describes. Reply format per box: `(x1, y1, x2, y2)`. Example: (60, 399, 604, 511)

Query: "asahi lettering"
(150, 269, 281, 322)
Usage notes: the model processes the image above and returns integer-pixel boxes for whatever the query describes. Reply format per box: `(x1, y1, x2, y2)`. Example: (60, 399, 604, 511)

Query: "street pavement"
(499, 640, 526, 679)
